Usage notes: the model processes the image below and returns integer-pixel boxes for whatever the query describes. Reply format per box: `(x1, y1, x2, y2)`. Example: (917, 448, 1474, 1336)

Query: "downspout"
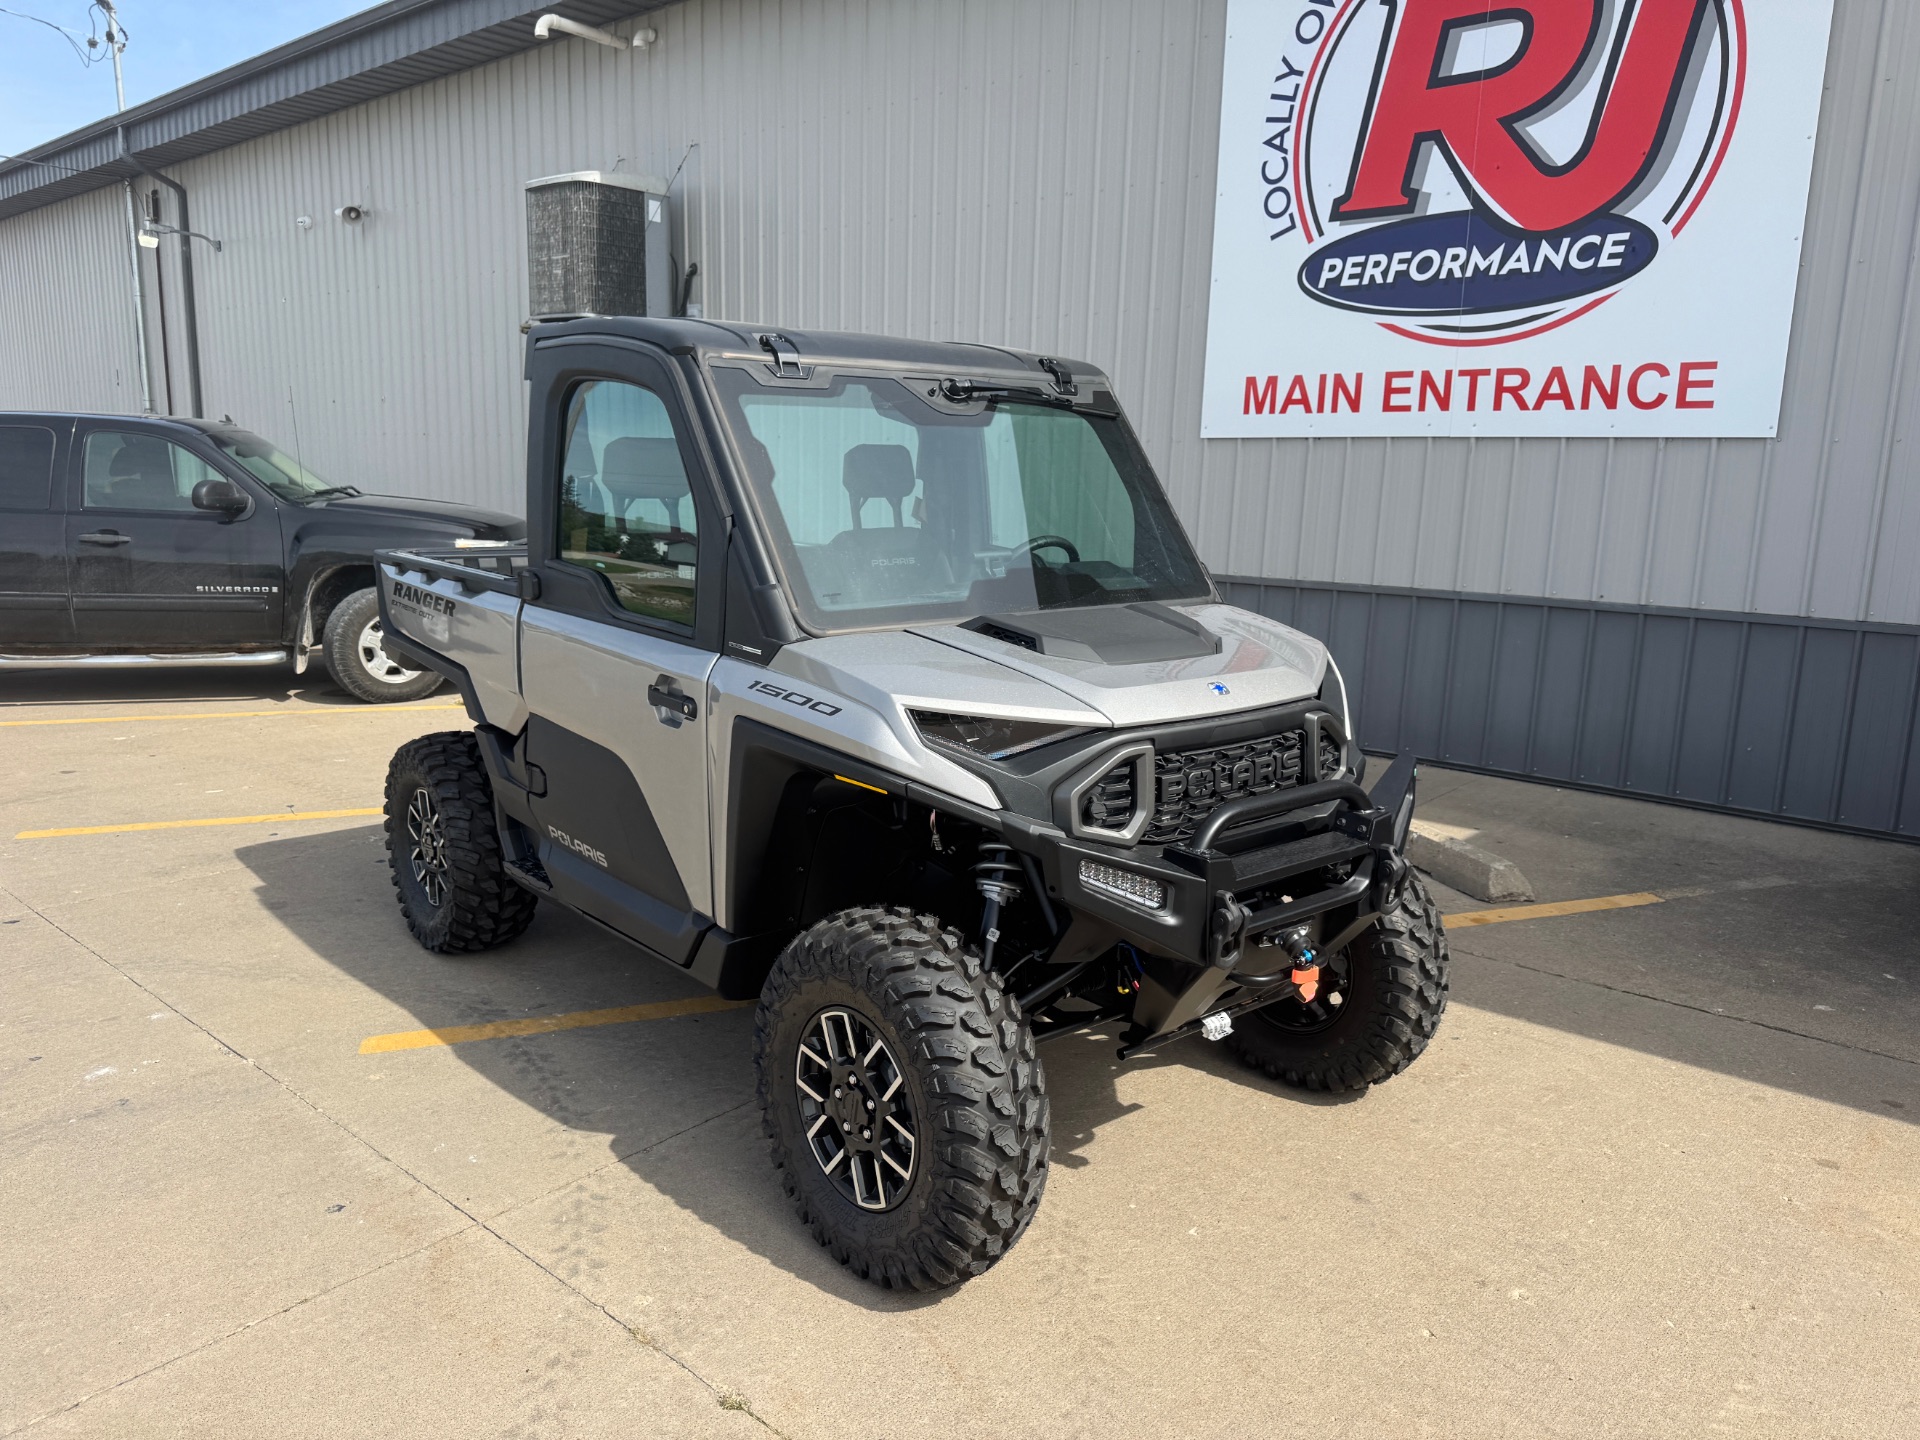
(119, 128, 204, 419)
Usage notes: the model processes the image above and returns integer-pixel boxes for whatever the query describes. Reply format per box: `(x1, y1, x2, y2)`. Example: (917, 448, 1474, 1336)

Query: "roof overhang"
(0, 1, 663, 222)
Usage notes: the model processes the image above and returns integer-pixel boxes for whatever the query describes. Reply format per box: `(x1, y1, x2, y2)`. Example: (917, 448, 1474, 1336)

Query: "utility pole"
(101, 1, 154, 414)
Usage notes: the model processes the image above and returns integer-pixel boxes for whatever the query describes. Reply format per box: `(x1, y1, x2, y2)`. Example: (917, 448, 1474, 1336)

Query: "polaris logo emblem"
(1210, 682, 1231, 697)
(547, 826, 608, 868)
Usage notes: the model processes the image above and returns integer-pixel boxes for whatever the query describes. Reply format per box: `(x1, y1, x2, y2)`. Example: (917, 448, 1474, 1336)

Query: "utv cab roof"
(525, 316, 1110, 390)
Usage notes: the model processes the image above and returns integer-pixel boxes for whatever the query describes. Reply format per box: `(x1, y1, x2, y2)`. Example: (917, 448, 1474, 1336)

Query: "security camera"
(335, 205, 366, 224)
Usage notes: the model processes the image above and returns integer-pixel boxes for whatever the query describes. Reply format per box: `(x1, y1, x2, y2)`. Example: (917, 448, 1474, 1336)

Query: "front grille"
(1147, 729, 1307, 846)
(1080, 761, 1137, 831)
(1317, 729, 1344, 783)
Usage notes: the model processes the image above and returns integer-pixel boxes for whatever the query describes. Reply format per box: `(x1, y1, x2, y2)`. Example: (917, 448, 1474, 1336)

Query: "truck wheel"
(384, 731, 537, 953)
(755, 907, 1050, 1290)
(325, 587, 443, 704)
(1227, 872, 1449, 1093)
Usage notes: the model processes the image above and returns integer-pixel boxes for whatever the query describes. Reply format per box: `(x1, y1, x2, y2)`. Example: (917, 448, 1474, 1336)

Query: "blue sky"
(0, 1, 369, 155)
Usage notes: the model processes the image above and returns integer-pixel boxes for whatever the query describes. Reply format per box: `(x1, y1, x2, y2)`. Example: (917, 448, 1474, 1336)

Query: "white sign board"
(1201, 0, 1836, 438)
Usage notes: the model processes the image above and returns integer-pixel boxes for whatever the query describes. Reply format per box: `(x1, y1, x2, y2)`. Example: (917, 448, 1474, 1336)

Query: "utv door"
(517, 343, 725, 962)
(0, 421, 72, 645)
(65, 425, 284, 648)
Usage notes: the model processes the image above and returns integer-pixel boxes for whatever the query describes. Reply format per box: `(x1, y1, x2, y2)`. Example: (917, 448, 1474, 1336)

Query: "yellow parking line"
(359, 995, 752, 1054)
(0, 704, 464, 727)
(1445, 892, 1665, 928)
(17, 808, 382, 839)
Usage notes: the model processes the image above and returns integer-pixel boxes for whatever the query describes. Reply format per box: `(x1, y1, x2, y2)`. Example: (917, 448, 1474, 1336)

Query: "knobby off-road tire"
(1228, 871, 1449, 1093)
(755, 907, 1050, 1290)
(326, 587, 444, 704)
(384, 731, 537, 953)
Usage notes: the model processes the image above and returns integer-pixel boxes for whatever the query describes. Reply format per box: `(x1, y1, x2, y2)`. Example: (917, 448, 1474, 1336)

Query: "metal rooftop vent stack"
(525, 171, 671, 320)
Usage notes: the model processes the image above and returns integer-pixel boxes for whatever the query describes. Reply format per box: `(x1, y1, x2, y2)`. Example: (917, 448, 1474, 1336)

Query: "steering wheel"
(1019, 534, 1081, 565)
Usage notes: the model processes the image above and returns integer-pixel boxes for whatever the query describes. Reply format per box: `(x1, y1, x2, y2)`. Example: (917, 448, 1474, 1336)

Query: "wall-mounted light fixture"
(533, 14, 656, 50)
(141, 220, 222, 252)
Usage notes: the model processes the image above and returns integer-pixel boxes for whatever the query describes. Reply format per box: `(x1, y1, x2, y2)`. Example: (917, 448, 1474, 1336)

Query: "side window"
(557, 380, 698, 628)
(83, 431, 221, 512)
(0, 426, 56, 510)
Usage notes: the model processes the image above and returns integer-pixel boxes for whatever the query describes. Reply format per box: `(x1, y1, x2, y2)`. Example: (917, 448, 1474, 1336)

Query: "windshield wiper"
(937, 378, 1108, 413)
(308, 485, 362, 499)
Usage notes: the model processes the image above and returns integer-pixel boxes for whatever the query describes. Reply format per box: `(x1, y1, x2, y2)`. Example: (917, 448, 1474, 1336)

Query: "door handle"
(79, 532, 131, 547)
(647, 678, 698, 721)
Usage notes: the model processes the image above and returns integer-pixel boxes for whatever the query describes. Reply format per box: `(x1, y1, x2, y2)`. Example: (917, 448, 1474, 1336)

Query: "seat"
(105, 436, 185, 509)
(601, 436, 691, 533)
(828, 443, 955, 603)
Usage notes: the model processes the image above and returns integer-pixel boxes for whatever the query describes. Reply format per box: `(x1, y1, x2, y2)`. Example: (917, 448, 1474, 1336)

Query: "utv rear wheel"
(326, 587, 443, 704)
(755, 907, 1050, 1290)
(1228, 872, 1449, 1093)
(384, 731, 537, 953)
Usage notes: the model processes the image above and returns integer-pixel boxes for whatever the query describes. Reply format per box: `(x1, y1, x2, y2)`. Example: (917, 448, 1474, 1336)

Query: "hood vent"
(962, 603, 1221, 665)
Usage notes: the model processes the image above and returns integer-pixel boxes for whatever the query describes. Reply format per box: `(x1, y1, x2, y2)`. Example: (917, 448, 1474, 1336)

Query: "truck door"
(0, 420, 72, 646)
(517, 344, 724, 963)
(65, 425, 284, 649)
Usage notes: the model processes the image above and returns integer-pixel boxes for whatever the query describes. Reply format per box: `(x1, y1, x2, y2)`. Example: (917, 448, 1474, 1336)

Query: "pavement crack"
(1, 884, 771, 1433)
(1452, 942, 1920, 1070)
(2, 1223, 482, 1437)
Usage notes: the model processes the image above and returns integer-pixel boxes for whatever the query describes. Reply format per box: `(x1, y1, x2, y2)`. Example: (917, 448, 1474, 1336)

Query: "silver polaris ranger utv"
(375, 318, 1448, 1289)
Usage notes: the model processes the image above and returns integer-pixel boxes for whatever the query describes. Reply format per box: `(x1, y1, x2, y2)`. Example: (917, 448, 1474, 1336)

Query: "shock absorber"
(973, 841, 1024, 969)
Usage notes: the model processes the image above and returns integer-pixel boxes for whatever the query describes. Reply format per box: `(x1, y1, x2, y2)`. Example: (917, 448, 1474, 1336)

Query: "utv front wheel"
(755, 907, 1050, 1289)
(384, 732, 537, 953)
(1228, 871, 1449, 1093)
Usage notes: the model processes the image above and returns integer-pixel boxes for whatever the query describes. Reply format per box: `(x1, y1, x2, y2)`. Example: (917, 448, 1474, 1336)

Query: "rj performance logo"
(1275, 0, 1744, 345)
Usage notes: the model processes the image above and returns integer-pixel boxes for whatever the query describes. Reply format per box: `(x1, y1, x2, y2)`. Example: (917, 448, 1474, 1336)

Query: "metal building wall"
(0, 0, 1915, 832)
(0, 184, 144, 413)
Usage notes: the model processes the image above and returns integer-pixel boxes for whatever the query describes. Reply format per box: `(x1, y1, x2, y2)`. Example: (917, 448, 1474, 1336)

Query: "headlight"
(911, 711, 1090, 762)
(1078, 860, 1166, 911)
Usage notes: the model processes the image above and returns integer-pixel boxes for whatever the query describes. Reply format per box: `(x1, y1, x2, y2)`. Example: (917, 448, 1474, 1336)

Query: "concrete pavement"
(3, 669, 1916, 1438)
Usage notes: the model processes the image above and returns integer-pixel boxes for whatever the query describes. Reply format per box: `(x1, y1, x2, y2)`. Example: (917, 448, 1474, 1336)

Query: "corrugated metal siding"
(0, 0, 1914, 830)
(3, 0, 1915, 615)
(0, 184, 143, 412)
(1222, 578, 1920, 840)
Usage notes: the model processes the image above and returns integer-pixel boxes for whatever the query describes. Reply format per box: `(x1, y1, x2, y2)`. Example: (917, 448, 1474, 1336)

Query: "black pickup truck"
(0, 413, 524, 701)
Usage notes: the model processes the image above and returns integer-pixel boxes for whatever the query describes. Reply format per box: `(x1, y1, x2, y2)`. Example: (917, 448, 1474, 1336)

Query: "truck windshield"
(710, 367, 1211, 633)
(202, 428, 349, 503)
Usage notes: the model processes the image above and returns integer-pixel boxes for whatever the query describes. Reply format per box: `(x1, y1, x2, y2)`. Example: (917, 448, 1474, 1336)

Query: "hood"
(909, 603, 1327, 729)
(311, 492, 525, 538)
(773, 603, 1327, 735)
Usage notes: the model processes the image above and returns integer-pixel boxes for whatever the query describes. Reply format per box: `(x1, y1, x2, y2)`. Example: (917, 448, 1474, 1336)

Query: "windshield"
(710, 367, 1211, 633)
(202, 428, 348, 502)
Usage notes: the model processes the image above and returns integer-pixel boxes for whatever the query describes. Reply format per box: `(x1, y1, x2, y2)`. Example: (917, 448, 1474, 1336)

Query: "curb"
(1407, 821, 1535, 904)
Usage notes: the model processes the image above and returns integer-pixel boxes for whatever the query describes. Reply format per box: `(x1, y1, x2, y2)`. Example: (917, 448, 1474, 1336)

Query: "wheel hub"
(405, 786, 450, 907)
(795, 1008, 916, 1211)
(357, 618, 422, 685)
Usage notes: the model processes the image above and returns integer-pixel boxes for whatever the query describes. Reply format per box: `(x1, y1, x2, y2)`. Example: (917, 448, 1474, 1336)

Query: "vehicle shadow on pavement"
(232, 824, 1920, 1304)
(0, 667, 364, 708)
(236, 824, 1349, 1302)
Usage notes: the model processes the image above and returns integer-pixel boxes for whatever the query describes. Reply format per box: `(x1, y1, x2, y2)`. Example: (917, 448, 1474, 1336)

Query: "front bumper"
(1018, 753, 1422, 1049)
(1034, 753, 1418, 961)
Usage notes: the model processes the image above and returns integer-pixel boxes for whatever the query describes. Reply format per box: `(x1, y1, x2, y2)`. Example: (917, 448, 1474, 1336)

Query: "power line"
(0, 4, 107, 67)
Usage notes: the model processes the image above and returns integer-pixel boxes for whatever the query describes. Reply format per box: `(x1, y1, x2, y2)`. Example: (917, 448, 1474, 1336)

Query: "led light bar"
(1078, 859, 1166, 911)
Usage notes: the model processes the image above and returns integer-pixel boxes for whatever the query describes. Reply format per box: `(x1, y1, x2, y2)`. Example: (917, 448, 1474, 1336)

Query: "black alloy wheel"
(405, 786, 451, 908)
(794, 1008, 917, 1211)
(1246, 952, 1352, 1038)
